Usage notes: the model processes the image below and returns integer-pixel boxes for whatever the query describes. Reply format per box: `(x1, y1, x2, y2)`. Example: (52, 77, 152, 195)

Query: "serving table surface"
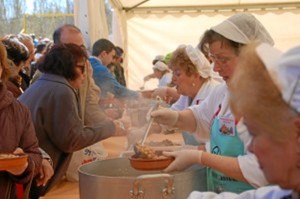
(41, 132, 183, 199)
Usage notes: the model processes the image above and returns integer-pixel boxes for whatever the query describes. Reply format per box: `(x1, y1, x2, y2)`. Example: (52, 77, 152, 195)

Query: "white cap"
(255, 43, 282, 88)
(212, 13, 274, 45)
(153, 55, 165, 62)
(256, 43, 300, 112)
(153, 61, 169, 71)
(278, 46, 300, 112)
(185, 45, 212, 78)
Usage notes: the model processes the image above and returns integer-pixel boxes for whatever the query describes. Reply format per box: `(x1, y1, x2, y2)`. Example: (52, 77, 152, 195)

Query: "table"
(41, 132, 183, 199)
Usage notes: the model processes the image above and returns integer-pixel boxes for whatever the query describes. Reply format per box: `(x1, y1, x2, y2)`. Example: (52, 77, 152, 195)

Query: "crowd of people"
(0, 12, 299, 199)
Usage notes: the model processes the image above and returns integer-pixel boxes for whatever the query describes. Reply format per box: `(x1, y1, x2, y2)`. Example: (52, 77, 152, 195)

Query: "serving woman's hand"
(6, 148, 28, 176)
(163, 149, 203, 172)
(151, 108, 179, 127)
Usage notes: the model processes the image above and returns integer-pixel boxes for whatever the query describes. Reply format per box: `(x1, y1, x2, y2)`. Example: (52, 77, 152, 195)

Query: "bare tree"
(0, 0, 73, 39)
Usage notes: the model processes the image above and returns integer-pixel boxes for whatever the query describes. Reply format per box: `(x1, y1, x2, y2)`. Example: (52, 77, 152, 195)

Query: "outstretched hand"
(163, 149, 202, 172)
(151, 108, 179, 127)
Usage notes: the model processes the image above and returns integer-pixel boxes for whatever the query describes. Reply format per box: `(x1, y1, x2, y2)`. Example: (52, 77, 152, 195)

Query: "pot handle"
(129, 174, 174, 199)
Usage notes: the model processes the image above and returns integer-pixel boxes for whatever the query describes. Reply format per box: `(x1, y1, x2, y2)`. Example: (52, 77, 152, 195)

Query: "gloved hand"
(150, 108, 179, 127)
(180, 145, 199, 150)
(163, 149, 202, 172)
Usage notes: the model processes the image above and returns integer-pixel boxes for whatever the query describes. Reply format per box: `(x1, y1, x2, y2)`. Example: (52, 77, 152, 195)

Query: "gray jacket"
(19, 73, 115, 195)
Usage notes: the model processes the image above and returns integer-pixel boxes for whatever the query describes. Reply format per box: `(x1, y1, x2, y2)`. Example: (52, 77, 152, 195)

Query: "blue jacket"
(89, 56, 138, 98)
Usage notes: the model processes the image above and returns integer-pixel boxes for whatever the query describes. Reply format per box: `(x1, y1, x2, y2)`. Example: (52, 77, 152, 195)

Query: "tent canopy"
(115, 0, 300, 11)
(75, 0, 300, 90)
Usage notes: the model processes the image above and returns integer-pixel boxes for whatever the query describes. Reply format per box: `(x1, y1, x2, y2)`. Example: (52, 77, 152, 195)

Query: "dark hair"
(92, 38, 115, 57)
(53, 24, 81, 44)
(35, 42, 47, 54)
(1, 35, 29, 66)
(198, 29, 243, 56)
(45, 41, 54, 54)
(115, 46, 124, 57)
(37, 43, 88, 80)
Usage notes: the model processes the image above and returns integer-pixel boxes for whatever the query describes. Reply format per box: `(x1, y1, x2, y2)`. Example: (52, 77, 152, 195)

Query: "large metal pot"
(79, 157, 207, 199)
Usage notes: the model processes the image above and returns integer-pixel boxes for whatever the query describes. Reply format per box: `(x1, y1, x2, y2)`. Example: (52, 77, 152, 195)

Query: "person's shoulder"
(89, 56, 108, 72)
(12, 97, 31, 116)
(207, 82, 227, 97)
(238, 186, 293, 199)
(188, 186, 292, 199)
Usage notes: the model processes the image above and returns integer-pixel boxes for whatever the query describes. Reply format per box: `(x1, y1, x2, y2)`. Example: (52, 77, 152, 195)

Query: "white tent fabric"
(74, 0, 109, 50)
(125, 10, 300, 90)
(75, 1, 300, 91)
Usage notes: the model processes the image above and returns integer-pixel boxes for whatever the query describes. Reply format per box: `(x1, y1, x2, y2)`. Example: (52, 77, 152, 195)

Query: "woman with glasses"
(18, 43, 116, 196)
(190, 43, 300, 199)
(151, 13, 273, 193)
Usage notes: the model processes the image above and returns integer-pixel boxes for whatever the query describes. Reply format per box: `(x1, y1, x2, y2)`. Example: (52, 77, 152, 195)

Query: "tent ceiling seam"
(124, 2, 300, 13)
(125, 0, 150, 12)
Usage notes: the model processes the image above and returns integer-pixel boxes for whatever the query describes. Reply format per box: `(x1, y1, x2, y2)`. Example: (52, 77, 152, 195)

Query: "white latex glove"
(163, 149, 202, 172)
(150, 108, 179, 127)
(180, 145, 199, 150)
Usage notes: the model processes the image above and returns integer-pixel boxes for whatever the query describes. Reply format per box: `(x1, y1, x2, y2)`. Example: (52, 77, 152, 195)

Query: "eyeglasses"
(208, 53, 236, 65)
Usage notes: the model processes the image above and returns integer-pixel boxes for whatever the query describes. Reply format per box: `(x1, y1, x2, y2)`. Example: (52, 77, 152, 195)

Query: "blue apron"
(207, 110, 254, 193)
(182, 131, 200, 145)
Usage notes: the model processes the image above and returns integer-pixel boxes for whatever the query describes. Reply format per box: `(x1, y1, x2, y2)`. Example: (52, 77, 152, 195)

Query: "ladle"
(140, 101, 160, 145)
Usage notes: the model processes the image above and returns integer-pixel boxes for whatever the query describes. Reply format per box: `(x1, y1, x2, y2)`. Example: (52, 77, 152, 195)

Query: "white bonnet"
(256, 43, 300, 112)
(184, 45, 212, 78)
(153, 55, 165, 62)
(153, 61, 169, 71)
(277, 46, 300, 112)
(212, 13, 274, 46)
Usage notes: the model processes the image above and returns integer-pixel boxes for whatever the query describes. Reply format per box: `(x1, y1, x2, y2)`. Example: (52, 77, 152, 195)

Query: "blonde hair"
(229, 42, 296, 141)
(169, 47, 199, 76)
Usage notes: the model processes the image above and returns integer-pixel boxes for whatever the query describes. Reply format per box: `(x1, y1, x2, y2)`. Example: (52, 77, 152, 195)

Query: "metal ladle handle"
(140, 101, 160, 145)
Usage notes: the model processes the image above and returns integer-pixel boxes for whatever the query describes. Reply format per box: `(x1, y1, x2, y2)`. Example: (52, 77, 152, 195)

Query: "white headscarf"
(277, 46, 300, 112)
(256, 43, 300, 112)
(212, 13, 274, 45)
(185, 45, 211, 78)
(184, 45, 222, 82)
(153, 61, 169, 71)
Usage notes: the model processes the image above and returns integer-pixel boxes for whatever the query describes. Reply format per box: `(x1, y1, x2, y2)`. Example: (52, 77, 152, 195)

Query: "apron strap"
(209, 104, 221, 127)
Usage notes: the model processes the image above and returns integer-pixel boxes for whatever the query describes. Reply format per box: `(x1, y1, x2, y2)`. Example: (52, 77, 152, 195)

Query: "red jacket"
(0, 83, 42, 199)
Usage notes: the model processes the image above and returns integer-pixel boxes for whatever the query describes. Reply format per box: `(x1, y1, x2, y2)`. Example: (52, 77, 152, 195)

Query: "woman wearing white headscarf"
(151, 61, 173, 88)
(170, 45, 222, 145)
(187, 42, 300, 199)
(151, 13, 273, 193)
